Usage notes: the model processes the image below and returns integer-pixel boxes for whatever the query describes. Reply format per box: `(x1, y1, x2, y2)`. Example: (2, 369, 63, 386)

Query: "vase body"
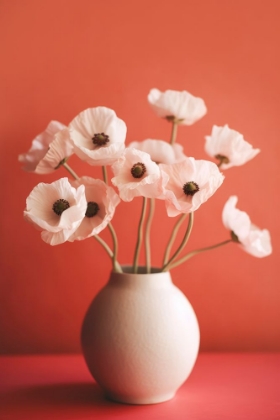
(81, 267, 200, 405)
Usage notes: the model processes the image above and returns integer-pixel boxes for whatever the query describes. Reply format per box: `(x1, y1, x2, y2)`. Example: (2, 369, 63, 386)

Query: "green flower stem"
(163, 213, 187, 265)
(63, 162, 79, 180)
(167, 239, 233, 271)
(107, 222, 122, 273)
(170, 120, 178, 145)
(94, 235, 122, 273)
(102, 166, 108, 184)
(145, 198, 155, 274)
(133, 197, 148, 274)
(162, 212, 194, 272)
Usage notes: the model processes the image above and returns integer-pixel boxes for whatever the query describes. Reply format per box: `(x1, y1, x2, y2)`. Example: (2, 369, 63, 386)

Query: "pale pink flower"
(68, 177, 120, 241)
(222, 196, 272, 258)
(159, 158, 224, 217)
(128, 139, 187, 164)
(18, 121, 73, 174)
(111, 148, 168, 202)
(24, 178, 87, 246)
(69, 107, 127, 166)
(205, 125, 260, 169)
(148, 88, 207, 125)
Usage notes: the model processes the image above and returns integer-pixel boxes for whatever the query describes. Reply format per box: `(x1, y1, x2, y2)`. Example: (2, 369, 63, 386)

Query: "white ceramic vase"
(81, 267, 200, 405)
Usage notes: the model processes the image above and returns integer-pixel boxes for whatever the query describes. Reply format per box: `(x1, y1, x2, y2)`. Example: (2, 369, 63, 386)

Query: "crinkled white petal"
(69, 107, 127, 166)
(18, 121, 66, 173)
(24, 178, 87, 245)
(41, 225, 79, 246)
(129, 139, 187, 164)
(241, 226, 272, 258)
(159, 157, 224, 216)
(68, 177, 120, 241)
(111, 148, 167, 201)
(148, 88, 207, 125)
(205, 125, 260, 169)
(222, 196, 251, 241)
(222, 196, 272, 258)
(35, 128, 74, 174)
(71, 129, 125, 166)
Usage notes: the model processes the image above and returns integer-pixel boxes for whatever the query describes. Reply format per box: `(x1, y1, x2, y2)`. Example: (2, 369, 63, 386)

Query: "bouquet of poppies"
(19, 88, 272, 273)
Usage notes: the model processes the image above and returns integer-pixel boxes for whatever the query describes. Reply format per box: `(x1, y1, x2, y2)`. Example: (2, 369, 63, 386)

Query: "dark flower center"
(52, 199, 70, 216)
(183, 181, 199, 196)
(54, 157, 67, 170)
(85, 201, 99, 217)
(131, 162, 146, 178)
(215, 154, 229, 164)
(165, 115, 185, 124)
(92, 132, 110, 146)
(231, 231, 240, 243)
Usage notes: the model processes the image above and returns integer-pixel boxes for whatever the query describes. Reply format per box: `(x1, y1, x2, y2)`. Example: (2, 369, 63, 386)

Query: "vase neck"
(108, 269, 173, 290)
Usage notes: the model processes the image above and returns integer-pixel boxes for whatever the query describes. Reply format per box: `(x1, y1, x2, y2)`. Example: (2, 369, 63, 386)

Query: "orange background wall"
(0, 0, 279, 354)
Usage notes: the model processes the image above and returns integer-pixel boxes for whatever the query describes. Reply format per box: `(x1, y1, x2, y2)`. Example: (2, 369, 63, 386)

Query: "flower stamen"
(54, 157, 67, 170)
(52, 199, 70, 215)
(231, 230, 240, 243)
(166, 115, 185, 124)
(85, 201, 100, 218)
(183, 181, 199, 196)
(92, 133, 110, 147)
(215, 154, 230, 165)
(131, 162, 146, 178)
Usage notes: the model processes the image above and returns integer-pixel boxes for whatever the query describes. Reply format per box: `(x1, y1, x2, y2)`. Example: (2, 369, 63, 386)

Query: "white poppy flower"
(24, 178, 87, 245)
(159, 157, 224, 217)
(205, 125, 260, 169)
(148, 88, 207, 125)
(222, 196, 272, 257)
(69, 107, 127, 166)
(19, 121, 73, 174)
(111, 148, 168, 202)
(128, 139, 187, 164)
(69, 177, 120, 241)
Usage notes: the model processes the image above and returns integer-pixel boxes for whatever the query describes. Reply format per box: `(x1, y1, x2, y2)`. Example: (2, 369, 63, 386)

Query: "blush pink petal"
(222, 196, 272, 258)
(68, 177, 120, 241)
(111, 148, 168, 202)
(205, 125, 260, 169)
(69, 107, 127, 166)
(18, 121, 67, 173)
(222, 196, 251, 241)
(35, 129, 74, 174)
(159, 158, 224, 217)
(129, 139, 187, 164)
(24, 178, 87, 245)
(242, 226, 272, 258)
(148, 88, 207, 125)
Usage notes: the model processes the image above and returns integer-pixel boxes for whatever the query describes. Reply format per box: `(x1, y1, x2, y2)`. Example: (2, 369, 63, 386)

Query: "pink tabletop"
(1, 353, 279, 420)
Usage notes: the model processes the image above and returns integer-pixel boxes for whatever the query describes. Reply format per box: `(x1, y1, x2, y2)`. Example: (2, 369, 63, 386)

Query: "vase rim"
(109, 267, 172, 287)
(118, 266, 167, 275)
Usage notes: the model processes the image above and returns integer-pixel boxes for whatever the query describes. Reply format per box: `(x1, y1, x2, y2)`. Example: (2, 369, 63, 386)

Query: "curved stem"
(162, 212, 194, 272)
(63, 162, 79, 180)
(133, 197, 148, 274)
(145, 198, 155, 273)
(163, 213, 187, 265)
(170, 120, 178, 145)
(93, 235, 122, 273)
(168, 239, 233, 271)
(107, 222, 122, 273)
(101, 165, 121, 272)
(102, 166, 108, 184)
